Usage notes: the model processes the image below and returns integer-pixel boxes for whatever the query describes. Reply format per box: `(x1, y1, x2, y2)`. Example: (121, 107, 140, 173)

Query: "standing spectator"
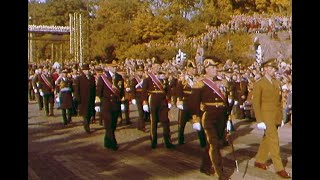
(252, 58, 291, 179)
(96, 60, 124, 151)
(74, 63, 96, 133)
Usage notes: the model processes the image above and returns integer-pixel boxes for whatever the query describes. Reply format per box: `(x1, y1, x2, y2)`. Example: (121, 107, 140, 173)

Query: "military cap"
(262, 58, 278, 69)
(136, 64, 144, 71)
(106, 60, 118, 67)
(203, 58, 219, 68)
(81, 63, 90, 70)
(186, 59, 196, 68)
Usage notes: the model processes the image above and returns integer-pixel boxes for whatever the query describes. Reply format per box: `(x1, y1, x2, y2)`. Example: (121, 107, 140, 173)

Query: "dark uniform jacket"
(35, 73, 55, 94)
(141, 73, 171, 104)
(96, 71, 124, 112)
(74, 72, 96, 117)
(130, 75, 143, 100)
(56, 77, 73, 109)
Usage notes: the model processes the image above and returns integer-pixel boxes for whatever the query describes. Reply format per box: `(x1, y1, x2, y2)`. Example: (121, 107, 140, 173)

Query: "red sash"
(148, 72, 164, 91)
(135, 76, 142, 88)
(101, 74, 120, 97)
(202, 78, 226, 102)
(40, 74, 54, 90)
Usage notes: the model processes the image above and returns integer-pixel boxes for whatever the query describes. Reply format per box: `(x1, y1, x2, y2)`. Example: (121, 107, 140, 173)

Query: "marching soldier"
(120, 71, 131, 125)
(190, 58, 231, 180)
(74, 63, 96, 133)
(32, 66, 44, 111)
(252, 58, 291, 178)
(141, 58, 175, 149)
(36, 65, 55, 116)
(176, 60, 206, 147)
(96, 60, 124, 151)
(55, 69, 74, 125)
(130, 64, 147, 132)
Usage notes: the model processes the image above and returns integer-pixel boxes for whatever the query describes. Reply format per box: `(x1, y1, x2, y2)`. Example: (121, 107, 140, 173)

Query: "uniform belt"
(149, 90, 165, 94)
(136, 89, 142, 92)
(183, 90, 192, 94)
(204, 102, 225, 107)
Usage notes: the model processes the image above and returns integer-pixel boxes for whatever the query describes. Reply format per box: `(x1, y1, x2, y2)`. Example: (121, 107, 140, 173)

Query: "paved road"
(28, 101, 292, 180)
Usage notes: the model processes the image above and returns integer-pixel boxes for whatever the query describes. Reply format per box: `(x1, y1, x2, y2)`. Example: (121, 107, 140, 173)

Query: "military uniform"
(176, 60, 206, 147)
(35, 66, 55, 116)
(252, 59, 290, 178)
(32, 67, 44, 111)
(142, 59, 174, 149)
(130, 65, 147, 132)
(191, 59, 231, 180)
(56, 69, 74, 125)
(96, 61, 124, 150)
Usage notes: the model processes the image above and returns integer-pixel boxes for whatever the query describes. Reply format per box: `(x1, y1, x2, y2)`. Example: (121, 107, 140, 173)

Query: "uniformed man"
(130, 64, 147, 132)
(96, 60, 124, 151)
(36, 65, 55, 116)
(32, 66, 44, 111)
(252, 58, 291, 178)
(176, 60, 206, 147)
(55, 69, 74, 125)
(74, 63, 96, 133)
(190, 58, 231, 180)
(141, 57, 175, 149)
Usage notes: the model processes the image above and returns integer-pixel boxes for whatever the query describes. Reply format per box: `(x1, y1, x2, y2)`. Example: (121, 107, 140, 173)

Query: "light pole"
(28, 16, 33, 63)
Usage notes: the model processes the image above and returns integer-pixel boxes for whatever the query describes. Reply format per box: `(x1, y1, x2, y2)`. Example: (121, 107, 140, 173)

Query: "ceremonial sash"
(135, 76, 143, 88)
(101, 74, 120, 97)
(202, 78, 226, 102)
(40, 74, 54, 90)
(148, 72, 164, 91)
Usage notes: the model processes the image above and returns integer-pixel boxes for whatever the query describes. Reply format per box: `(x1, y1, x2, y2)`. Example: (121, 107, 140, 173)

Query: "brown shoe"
(276, 170, 291, 179)
(254, 162, 268, 170)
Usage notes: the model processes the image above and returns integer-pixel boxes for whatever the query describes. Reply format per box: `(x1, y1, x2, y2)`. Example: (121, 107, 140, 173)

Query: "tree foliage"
(28, 0, 292, 62)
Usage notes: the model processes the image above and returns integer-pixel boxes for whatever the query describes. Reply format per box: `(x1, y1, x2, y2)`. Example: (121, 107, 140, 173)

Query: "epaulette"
(192, 79, 204, 89)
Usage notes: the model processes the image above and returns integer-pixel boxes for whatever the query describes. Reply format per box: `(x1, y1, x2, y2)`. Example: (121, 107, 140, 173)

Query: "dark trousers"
(28, 88, 35, 101)
(201, 109, 228, 179)
(121, 99, 130, 124)
(136, 99, 145, 130)
(149, 95, 172, 146)
(35, 92, 43, 110)
(61, 108, 72, 125)
(178, 108, 206, 147)
(103, 110, 120, 149)
(43, 93, 54, 115)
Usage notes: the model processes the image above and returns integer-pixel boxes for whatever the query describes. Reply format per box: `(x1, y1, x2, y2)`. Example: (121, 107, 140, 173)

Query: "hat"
(262, 58, 278, 69)
(186, 60, 196, 68)
(136, 64, 144, 71)
(203, 59, 219, 68)
(106, 60, 118, 67)
(61, 69, 68, 73)
(81, 63, 90, 70)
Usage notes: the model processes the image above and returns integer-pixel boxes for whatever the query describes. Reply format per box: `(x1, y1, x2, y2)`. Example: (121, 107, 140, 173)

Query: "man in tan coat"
(252, 58, 291, 179)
